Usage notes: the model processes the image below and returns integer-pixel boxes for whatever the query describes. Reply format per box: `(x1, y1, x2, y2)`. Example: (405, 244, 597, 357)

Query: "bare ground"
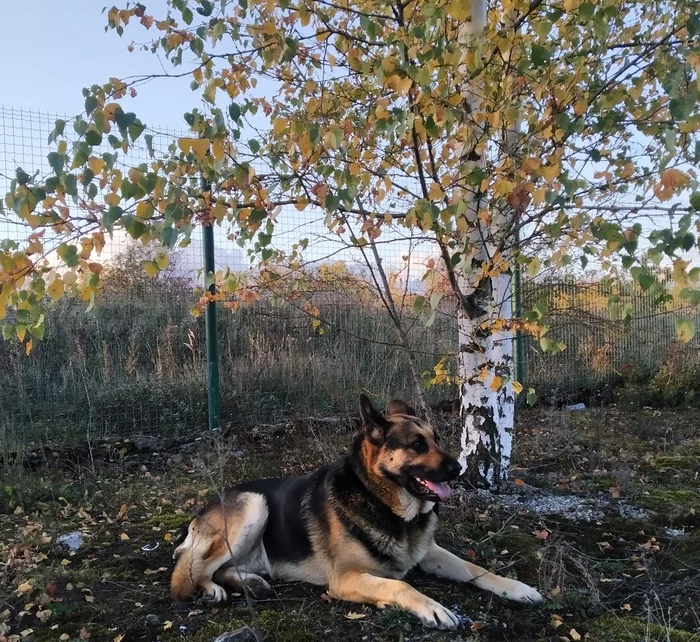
(1, 407, 699, 642)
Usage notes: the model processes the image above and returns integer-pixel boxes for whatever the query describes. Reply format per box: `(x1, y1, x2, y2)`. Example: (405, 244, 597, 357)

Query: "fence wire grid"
(1, 105, 699, 445)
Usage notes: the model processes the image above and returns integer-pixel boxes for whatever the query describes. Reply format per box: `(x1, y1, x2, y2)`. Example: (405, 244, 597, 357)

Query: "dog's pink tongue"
(424, 480, 451, 500)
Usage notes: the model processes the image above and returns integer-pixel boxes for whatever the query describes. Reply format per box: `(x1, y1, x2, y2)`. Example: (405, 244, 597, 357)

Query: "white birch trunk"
(455, 0, 517, 488)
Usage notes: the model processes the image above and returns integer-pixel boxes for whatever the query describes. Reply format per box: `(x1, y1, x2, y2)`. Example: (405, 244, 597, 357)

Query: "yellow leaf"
(16, 582, 32, 595)
(446, 0, 469, 20)
(344, 611, 366, 620)
(114, 635, 125, 642)
(60, 635, 71, 641)
(136, 201, 154, 219)
(155, 253, 169, 270)
(105, 193, 121, 207)
(540, 164, 559, 182)
(191, 138, 210, 160)
(570, 629, 582, 641)
(272, 118, 288, 135)
(163, 621, 173, 630)
(16, 326, 26, 342)
(490, 375, 502, 392)
(177, 137, 193, 154)
(120, 533, 130, 541)
(25, 339, 33, 355)
(212, 140, 225, 160)
(48, 278, 65, 301)
(87, 156, 105, 174)
(429, 182, 443, 200)
(622, 603, 632, 611)
(144, 262, 159, 277)
(512, 381, 523, 395)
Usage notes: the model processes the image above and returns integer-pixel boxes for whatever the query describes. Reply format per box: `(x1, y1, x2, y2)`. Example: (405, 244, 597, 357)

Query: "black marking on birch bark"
(460, 403, 506, 489)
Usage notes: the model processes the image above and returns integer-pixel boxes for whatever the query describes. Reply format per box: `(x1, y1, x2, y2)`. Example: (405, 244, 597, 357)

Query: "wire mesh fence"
(1, 105, 699, 444)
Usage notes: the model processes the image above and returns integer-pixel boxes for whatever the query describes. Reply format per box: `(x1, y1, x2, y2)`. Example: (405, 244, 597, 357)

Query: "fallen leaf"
(551, 614, 563, 628)
(120, 533, 130, 541)
(471, 621, 484, 631)
(320, 592, 333, 603)
(622, 603, 632, 611)
(36, 610, 52, 623)
(608, 485, 621, 498)
(59, 635, 70, 642)
(79, 627, 91, 639)
(344, 611, 366, 620)
(163, 621, 173, 630)
(84, 595, 95, 603)
(20, 630, 33, 638)
(570, 628, 582, 641)
(16, 582, 32, 595)
(535, 529, 550, 540)
(114, 635, 124, 642)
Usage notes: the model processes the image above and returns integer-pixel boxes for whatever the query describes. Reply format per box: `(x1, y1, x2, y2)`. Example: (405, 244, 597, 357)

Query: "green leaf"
(57, 244, 79, 267)
(229, 103, 241, 122)
(85, 129, 103, 146)
(1, 324, 14, 341)
(129, 120, 145, 142)
(64, 174, 78, 197)
(104, 206, 123, 231)
(162, 226, 177, 248)
(84, 95, 98, 115)
(690, 193, 700, 211)
(688, 13, 700, 36)
(413, 295, 426, 314)
(526, 388, 537, 406)
(675, 318, 696, 343)
(249, 139, 260, 154)
(530, 44, 550, 67)
(47, 152, 64, 175)
(145, 134, 155, 158)
(197, 0, 214, 15)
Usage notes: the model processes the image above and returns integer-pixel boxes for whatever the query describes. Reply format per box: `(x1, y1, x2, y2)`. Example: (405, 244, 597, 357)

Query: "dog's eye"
(411, 437, 427, 452)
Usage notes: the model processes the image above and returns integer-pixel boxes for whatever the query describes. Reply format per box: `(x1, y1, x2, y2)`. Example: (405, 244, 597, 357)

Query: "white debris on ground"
(470, 488, 650, 523)
(56, 531, 84, 550)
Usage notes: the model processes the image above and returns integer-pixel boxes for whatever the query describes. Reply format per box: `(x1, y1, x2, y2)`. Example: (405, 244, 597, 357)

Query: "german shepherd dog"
(171, 395, 542, 629)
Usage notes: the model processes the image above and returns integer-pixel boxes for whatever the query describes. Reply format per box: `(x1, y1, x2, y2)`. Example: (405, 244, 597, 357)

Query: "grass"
(1, 408, 700, 641)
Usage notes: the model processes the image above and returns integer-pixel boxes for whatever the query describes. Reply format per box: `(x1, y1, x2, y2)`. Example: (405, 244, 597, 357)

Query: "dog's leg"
(328, 572, 460, 629)
(418, 542, 543, 604)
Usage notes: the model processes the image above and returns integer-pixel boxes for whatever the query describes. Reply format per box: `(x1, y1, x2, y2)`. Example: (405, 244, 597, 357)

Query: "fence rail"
(1, 105, 699, 444)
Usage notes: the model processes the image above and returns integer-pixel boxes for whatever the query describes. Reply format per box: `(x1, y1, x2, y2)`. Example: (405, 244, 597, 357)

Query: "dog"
(171, 394, 543, 629)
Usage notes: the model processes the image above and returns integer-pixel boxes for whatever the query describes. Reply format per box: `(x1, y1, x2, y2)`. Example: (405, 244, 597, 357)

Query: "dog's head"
(357, 393, 461, 502)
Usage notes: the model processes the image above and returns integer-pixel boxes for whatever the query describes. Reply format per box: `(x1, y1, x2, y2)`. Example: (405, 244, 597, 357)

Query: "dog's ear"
(386, 399, 417, 417)
(359, 394, 390, 445)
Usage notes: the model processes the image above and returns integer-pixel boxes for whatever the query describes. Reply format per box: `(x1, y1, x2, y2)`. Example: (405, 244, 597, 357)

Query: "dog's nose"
(446, 459, 462, 479)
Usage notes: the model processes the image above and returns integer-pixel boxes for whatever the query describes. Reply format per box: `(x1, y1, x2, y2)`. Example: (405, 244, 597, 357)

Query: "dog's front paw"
(500, 579, 543, 604)
(200, 582, 227, 604)
(414, 598, 461, 629)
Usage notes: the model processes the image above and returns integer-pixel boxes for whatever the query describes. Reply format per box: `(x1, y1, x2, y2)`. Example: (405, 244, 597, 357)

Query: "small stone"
(144, 614, 160, 628)
(212, 625, 258, 642)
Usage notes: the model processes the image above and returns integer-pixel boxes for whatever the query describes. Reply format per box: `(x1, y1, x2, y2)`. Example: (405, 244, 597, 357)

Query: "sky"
(0, 0, 194, 129)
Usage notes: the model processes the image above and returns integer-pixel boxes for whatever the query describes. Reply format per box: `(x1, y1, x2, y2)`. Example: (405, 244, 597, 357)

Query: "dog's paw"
(500, 579, 543, 605)
(414, 598, 461, 629)
(244, 576, 272, 599)
(200, 583, 227, 604)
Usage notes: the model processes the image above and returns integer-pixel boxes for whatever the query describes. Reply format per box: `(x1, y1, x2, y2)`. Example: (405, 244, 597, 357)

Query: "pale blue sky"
(0, 0, 194, 128)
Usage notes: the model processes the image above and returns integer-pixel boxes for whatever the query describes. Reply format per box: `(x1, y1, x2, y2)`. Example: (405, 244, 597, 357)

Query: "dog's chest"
(368, 512, 437, 577)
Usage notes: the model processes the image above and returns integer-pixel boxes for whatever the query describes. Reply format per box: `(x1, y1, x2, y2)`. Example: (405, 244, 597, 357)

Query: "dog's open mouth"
(413, 476, 451, 500)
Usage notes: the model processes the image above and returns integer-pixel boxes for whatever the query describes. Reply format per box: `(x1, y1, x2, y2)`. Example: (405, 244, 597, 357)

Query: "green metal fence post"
(202, 174, 221, 432)
(513, 227, 525, 385)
